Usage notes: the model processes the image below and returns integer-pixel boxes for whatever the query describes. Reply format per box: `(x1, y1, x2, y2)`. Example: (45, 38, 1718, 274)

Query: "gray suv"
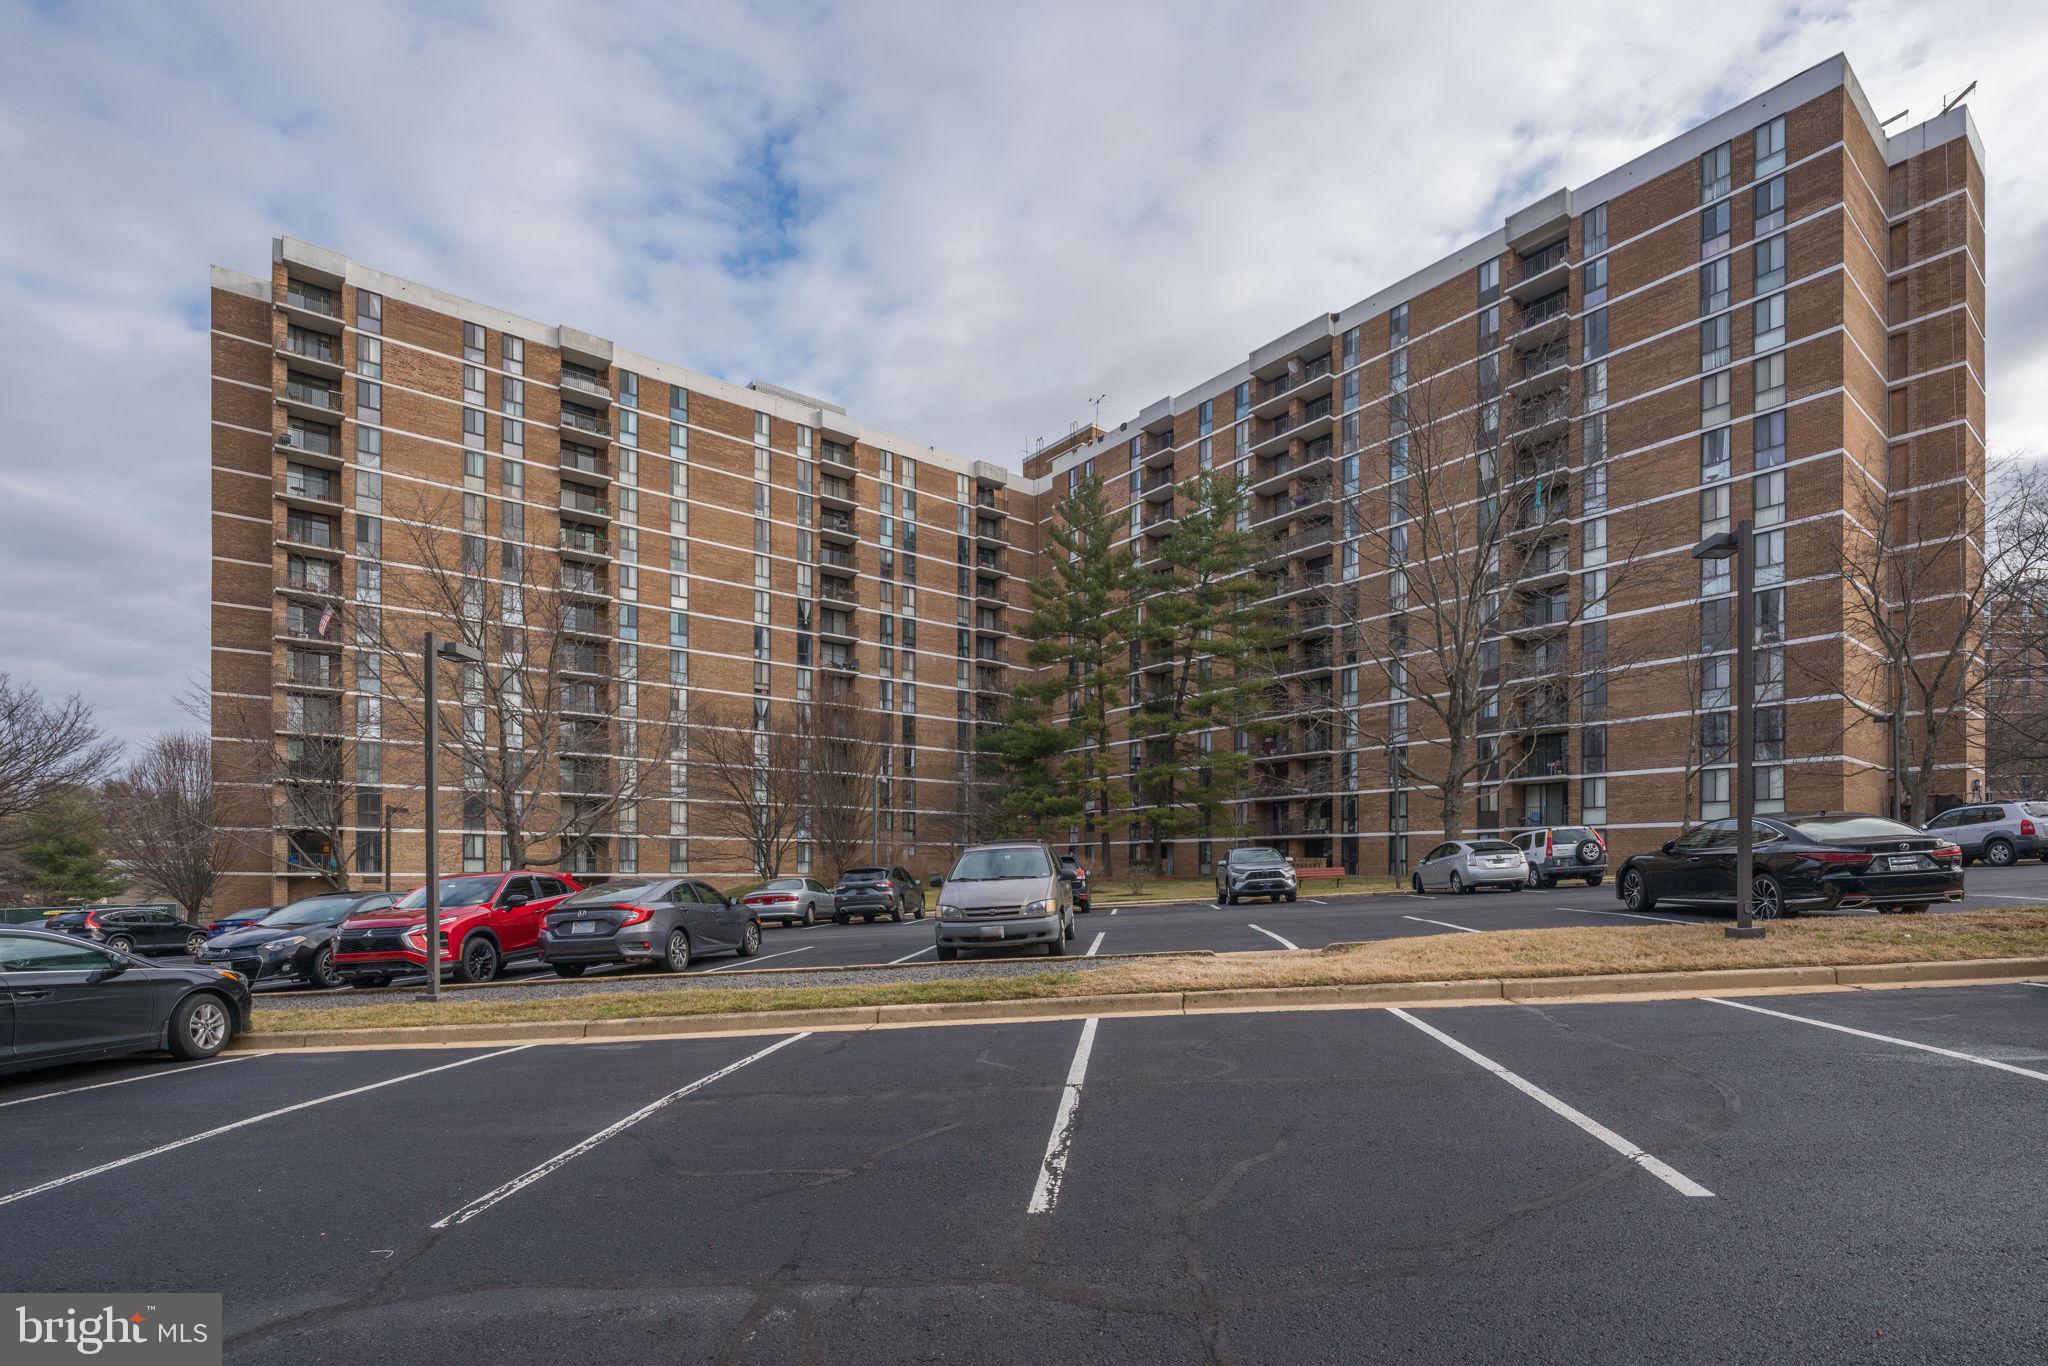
(1509, 826, 1609, 888)
(1921, 801, 2048, 866)
(933, 842, 1076, 960)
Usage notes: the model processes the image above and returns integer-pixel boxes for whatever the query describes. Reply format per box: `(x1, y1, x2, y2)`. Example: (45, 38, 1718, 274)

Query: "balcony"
(1508, 342, 1571, 397)
(975, 488, 1008, 517)
(1254, 354, 1335, 414)
(816, 581, 857, 605)
(1507, 239, 1571, 303)
(818, 611, 858, 643)
(974, 550, 1006, 576)
(560, 488, 611, 521)
(282, 561, 340, 597)
(1139, 434, 1177, 469)
(559, 526, 612, 560)
(817, 508, 859, 542)
(1512, 290, 1570, 347)
(974, 666, 1006, 693)
(973, 518, 1008, 547)
(561, 687, 606, 717)
(559, 366, 612, 406)
(1140, 468, 1176, 502)
(818, 546, 858, 575)
(560, 444, 610, 482)
(281, 279, 343, 331)
(818, 475, 858, 510)
(1295, 604, 1334, 635)
(975, 577, 1007, 603)
(275, 469, 342, 512)
(821, 647, 860, 674)
(558, 404, 610, 441)
(562, 645, 610, 677)
(279, 374, 344, 422)
(279, 325, 342, 376)
(562, 605, 608, 638)
(974, 611, 1007, 636)
(1510, 394, 1572, 447)
(820, 440, 856, 470)
(560, 568, 608, 599)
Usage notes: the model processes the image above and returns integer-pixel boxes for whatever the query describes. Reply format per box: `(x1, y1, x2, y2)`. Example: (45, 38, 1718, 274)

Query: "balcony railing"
(284, 281, 340, 317)
(561, 447, 607, 477)
(561, 492, 610, 517)
(1515, 291, 1569, 333)
(819, 509, 856, 535)
(283, 327, 338, 364)
(560, 368, 610, 400)
(559, 527, 611, 556)
(284, 378, 341, 412)
(820, 476, 856, 502)
(279, 470, 337, 502)
(1259, 354, 1332, 405)
(821, 441, 855, 468)
(560, 407, 610, 438)
(1516, 240, 1569, 281)
(819, 547, 856, 570)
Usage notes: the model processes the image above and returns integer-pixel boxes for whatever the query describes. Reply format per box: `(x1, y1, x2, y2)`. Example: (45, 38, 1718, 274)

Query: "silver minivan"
(1921, 801, 2048, 866)
(1411, 839, 1528, 894)
(933, 841, 1077, 960)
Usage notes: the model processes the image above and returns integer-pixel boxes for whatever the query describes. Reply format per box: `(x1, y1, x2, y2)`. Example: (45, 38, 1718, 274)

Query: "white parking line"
(1086, 932, 1105, 957)
(1705, 997, 2048, 1083)
(1402, 914, 1480, 934)
(1027, 1017, 1099, 1215)
(1246, 923, 1299, 950)
(0, 1054, 263, 1111)
(1561, 907, 1699, 926)
(433, 1033, 810, 1229)
(1109, 908, 1117, 916)
(888, 944, 935, 964)
(1389, 1009, 1714, 1198)
(0, 1046, 534, 1210)
(1306, 898, 1330, 905)
(700, 946, 814, 973)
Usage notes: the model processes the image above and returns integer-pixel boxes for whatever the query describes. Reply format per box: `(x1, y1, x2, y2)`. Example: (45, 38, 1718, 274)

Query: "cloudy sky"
(1, 0, 2041, 747)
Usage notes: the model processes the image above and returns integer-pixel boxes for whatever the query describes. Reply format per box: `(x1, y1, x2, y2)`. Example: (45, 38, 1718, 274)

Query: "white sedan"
(1411, 839, 1528, 894)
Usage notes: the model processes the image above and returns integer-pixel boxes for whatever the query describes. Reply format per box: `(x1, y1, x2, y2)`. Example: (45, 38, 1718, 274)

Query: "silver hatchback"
(1412, 839, 1528, 894)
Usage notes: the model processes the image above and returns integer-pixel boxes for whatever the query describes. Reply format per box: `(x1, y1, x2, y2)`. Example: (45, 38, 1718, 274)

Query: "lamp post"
(1693, 521, 1765, 940)
(381, 803, 409, 894)
(421, 631, 483, 1000)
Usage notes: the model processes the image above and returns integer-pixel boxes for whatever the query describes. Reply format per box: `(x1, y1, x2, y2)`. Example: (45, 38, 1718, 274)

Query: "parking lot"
(3, 981, 2045, 1362)
(225, 859, 2048, 1002)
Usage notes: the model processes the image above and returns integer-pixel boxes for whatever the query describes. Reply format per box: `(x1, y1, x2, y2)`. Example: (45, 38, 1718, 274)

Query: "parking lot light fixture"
(1694, 523, 1764, 939)
(421, 633, 486, 1000)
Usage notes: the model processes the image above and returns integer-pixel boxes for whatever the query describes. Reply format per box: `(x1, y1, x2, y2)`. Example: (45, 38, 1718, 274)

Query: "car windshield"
(395, 876, 500, 910)
(1469, 840, 1518, 853)
(1791, 816, 1925, 842)
(262, 895, 360, 927)
(840, 868, 890, 882)
(757, 878, 805, 892)
(1551, 828, 1597, 843)
(561, 881, 668, 907)
(1231, 848, 1285, 865)
(948, 847, 1054, 881)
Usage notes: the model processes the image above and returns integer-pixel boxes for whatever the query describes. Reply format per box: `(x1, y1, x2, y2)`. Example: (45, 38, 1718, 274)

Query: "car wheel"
(1751, 874, 1787, 920)
(1985, 838, 2017, 867)
(1411, 875, 1423, 893)
(1064, 915, 1076, 941)
(1223, 888, 1237, 905)
(168, 993, 233, 1060)
(1047, 933, 1067, 957)
(1525, 864, 1540, 888)
(455, 936, 500, 983)
(184, 931, 207, 956)
(936, 945, 958, 962)
(107, 934, 134, 953)
(310, 946, 344, 989)
(553, 963, 587, 978)
(1284, 891, 1297, 903)
(738, 920, 762, 957)
(891, 902, 905, 923)
(1622, 869, 1656, 912)
(833, 914, 848, 925)
(864, 914, 876, 924)
(1449, 873, 1466, 895)
(663, 929, 691, 973)
(802, 905, 816, 927)
(1587, 875, 1604, 887)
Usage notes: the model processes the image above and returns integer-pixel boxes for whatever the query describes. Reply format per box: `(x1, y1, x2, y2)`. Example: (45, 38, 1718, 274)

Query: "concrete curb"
(233, 956, 2048, 1053)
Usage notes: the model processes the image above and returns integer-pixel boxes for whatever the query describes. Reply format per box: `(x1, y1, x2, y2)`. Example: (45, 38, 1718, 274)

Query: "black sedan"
(196, 891, 398, 989)
(0, 927, 252, 1075)
(538, 878, 763, 975)
(1616, 813, 1964, 918)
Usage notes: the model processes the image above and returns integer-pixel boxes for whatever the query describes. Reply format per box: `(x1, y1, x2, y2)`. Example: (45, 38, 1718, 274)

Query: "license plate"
(1887, 855, 1925, 871)
(572, 921, 601, 935)
(979, 925, 1002, 939)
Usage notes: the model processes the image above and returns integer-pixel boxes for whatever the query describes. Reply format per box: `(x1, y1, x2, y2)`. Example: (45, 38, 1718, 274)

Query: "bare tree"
(100, 731, 230, 918)
(203, 688, 361, 893)
(800, 699, 891, 881)
(1837, 453, 2048, 821)
(0, 673, 121, 847)
(686, 698, 808, 878)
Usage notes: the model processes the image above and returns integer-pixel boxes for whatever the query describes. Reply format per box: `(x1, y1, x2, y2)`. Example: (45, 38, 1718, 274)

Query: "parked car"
(0, 927, 252, 1074)
(741, 877, 836, 927)
(1920, 801, 2048, 867)
(831, 866, 925, 923)
(205, 907, 275, 938)
(1510, 826, 1608, 888)
(1616, 813, 1964, 917)
(196, 891, 397, 988)
(333, 871, 581, 986)
(1057, 854, 1093, 912)
(933, 842, 1076, 960)
(0, 906, 75, 926)
(1215, 847, 1299, 904)
(539, 878, 763, 975)
(54, 905, 210, 958)
(1412, 840, 1528, 894)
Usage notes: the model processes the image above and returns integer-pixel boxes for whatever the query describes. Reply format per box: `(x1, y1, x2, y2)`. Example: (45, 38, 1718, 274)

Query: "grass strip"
(250, 911, 2048, 1035)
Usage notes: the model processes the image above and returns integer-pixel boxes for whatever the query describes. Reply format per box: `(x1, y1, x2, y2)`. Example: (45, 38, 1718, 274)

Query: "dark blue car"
(206, 907, 274, 937)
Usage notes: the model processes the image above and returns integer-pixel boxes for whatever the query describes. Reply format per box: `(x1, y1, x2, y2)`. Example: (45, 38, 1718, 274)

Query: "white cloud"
(0, 0, 2041, 745)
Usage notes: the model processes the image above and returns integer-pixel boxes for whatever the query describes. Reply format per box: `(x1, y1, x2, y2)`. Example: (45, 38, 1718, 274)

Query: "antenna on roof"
(1941, 81, 1976, 114)
(1087, 394, 1107, 428)
(1880, 108, 1910, 128)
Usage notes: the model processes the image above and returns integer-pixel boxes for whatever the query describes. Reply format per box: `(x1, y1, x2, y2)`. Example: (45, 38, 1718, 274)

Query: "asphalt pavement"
(4, 982, 2046, 1363)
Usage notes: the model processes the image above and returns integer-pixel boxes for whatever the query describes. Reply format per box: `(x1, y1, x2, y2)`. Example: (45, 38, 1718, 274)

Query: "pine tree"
(17, 793, 127, 903)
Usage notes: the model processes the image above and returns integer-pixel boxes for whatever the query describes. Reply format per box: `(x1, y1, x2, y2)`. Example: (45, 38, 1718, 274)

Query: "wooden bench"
(1294, 866, 1345, 886)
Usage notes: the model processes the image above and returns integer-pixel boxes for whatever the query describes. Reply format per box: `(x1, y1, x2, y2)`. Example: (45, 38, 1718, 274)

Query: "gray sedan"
(739, 877, 836, 926)
(1411, 839, 1528, 894)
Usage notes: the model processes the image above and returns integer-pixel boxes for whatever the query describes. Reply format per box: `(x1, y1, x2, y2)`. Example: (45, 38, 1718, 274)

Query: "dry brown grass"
(251, 912, 2048, 1036)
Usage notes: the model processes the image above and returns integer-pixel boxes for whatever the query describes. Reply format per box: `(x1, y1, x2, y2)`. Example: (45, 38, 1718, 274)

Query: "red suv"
(333, 871, 580, 986)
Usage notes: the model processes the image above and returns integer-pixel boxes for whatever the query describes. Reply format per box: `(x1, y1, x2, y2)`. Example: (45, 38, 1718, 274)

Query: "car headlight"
(266, 935, 307, 952)
(939, 904, 963, 920)
(1022, 898, 1059, 917)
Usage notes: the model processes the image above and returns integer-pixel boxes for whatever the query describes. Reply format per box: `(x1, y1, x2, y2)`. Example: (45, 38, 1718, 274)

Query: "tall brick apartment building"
(211, 54, 1984, 906)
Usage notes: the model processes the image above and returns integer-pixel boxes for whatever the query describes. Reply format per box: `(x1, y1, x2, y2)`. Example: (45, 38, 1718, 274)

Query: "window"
(1582, 256, 1608, 307)
(1390, 303, 1409, 347)
(356, 291, 382, 334)
(1755, 469, 1786, 527)
(356, 335, 381, 379)
(1754, 175, 1786, 233)
(0, 935, 116, 972)
(1702, 655, 1731, 710)
(462, 834, 486, 872)
(1702, 768, 1732, 820)
(1753, 411, 1786, 467)
(463, 322, 485, 363)
(1754, 115, 1787, 177)
(1754, 234, 1787, 293)
(1701, 483, 1731, 536)
(1700, 258, 1731, 314)
(1582, 308, 1608, 360)
(1701, 373, 1732, 426)
(1701, 141, 1732, 202)
(356, 380, 381, 424)
(464, 364, 485, 405)
(464, 407, 486, 448)
(1755, 764, 1785, 815)
(1478, 304, 1499, 351)
(1477, 259, 1500, 302)
(1754, 293, 1787, 353)
(1700, 315, 1731, 370)
(503, 334, 524, 375)
(1701, 427, 1732, 482)
(1755, 528, 1785, 585)
(1584, 202, 1608, 256)
(1701, 711, 1732, 764)
(1582, 726, 1607, 774)
(1701, 201, 1731, 257)
(1754, 353, 1786, 410)
(1581, 776, 1607, 826)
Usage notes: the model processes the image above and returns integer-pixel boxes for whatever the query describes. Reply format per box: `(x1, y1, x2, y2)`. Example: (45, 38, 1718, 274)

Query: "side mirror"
(90, 962, 129, 982)
(1661, 841, 1677, 855)
(1057, 871, 1077, 884)
(502, 892, 531, 908)
(928, 876, 944, 888)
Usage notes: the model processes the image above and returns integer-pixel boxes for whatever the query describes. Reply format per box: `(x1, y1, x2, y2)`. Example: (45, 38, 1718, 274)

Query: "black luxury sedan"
(0, 927, 253, 1075)
(1615, 813, 1964, 918)
(538, 878, 763, 975)
(196, 891, 398, 988)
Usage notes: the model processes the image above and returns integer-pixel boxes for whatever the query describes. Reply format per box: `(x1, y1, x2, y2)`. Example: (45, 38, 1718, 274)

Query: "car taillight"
(880, 880, 894, 891)
(1931, 842, 1962, 863)
(1543, 833, 1554, 857)
(84, 911, 101, 929)
(2023, 819, 2037, 837)
(1810, 850, 1874, 868)
(616, 905, 653, 926)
